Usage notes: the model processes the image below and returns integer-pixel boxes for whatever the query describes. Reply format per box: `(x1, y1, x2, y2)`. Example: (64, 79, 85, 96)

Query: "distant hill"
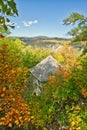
(13, 36, 70, 48)
(10, 36, 85, 51)
(18, 36, 69, 43)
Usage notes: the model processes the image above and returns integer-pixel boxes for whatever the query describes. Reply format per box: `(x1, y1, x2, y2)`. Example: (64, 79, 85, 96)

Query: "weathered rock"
(30, 55, 61, 82)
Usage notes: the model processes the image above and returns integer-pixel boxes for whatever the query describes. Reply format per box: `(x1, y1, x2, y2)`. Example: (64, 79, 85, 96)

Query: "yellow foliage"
(0, 43, 32, 127)
(68, 105, 82, 130)
(53, 43, 80, 70)
(8, 123, 12, 127)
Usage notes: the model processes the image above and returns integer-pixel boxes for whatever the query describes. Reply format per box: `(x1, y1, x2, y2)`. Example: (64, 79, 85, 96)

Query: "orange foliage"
(0, 87, 32, 127)
(48, 76, 55, 83)
(0, 43, 32, 127)
(81, 88, 87, 98)
(0, 43, 28, 91)
(53, 44, 81, 83)
(54, 44, 79, 70)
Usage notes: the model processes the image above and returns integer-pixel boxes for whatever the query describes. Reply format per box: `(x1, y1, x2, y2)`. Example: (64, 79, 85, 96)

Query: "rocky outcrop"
(30, 55, 61, 82)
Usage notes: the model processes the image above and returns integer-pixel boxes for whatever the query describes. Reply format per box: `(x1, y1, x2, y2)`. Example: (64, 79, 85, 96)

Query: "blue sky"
(10, 0, 87, 38)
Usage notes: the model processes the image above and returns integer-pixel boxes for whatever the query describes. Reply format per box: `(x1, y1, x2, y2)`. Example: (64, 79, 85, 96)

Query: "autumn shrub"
(43, 55, 87, 130)
(53, 43, 80, 67)
(23, 46, 52, 68)
(26, 52, 87, 130)
(0, 39, 33, 129)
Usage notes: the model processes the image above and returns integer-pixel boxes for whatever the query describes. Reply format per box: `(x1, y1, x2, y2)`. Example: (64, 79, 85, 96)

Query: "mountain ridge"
(11, 35, 70, 41)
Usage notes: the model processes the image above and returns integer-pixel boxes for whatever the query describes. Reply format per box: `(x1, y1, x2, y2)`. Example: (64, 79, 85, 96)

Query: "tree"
(63, 12, 87, 41)
(0, 0, 18, 35)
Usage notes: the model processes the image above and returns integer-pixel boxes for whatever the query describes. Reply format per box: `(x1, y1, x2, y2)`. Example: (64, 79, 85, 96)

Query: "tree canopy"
(0, 0, 18, 35)
(63, 12, 87, 41)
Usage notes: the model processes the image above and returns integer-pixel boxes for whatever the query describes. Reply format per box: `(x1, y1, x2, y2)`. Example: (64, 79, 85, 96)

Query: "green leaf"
(8, 1, 16, 8)
(6, 8, 11, 15)
(6, 18, 10, 22)
(3, 24, 8, 31)
(0, 17, 5, 24)
(10, 25, 15, 29)
(2, 4, 7, 13)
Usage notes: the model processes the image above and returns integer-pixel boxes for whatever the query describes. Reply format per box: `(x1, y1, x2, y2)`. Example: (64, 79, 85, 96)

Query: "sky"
(10, 0, 87, 38)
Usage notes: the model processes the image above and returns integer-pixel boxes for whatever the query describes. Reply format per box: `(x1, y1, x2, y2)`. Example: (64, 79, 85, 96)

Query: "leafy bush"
(0, 38, 32, 129)
(22, 46, 52, 68)
(26, 53, 87, 130)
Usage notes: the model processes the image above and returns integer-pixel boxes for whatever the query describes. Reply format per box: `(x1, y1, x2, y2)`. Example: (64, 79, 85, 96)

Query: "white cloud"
(23, 20, 38, 27)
